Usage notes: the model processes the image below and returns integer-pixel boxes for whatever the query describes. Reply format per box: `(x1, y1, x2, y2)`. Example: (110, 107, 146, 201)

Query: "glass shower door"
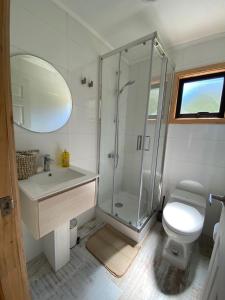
(98, 53, 119, 215)
(138, 47, 166, 225)
(98, 34, 174, 231)
(139, 48, 175, 226)
(113, 40, 154, 227)
(151, 61, 174, 212)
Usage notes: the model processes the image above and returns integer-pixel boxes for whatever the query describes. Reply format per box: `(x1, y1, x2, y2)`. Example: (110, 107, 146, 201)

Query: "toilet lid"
(163, 202, 204, 235)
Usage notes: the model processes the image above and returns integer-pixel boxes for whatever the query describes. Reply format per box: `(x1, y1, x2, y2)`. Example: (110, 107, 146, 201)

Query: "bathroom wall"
(11, 0, 108, 171)
(10, 0, 109, 261)
(163, 34, 225, 237)
(11, 0, 225, 260)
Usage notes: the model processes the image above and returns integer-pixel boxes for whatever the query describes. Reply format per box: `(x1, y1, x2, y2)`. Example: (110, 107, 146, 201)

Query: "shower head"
(119, 80, 135, 95)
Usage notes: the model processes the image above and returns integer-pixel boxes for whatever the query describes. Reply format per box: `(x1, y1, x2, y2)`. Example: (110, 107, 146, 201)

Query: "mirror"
(11, 55, 72, 133)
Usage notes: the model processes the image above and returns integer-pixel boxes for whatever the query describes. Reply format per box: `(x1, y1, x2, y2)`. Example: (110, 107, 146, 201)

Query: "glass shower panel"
(152, 61, 174, 211)
(113, 40, 153, 227)
(98, 53, 119, 215)
(138, 46, 164, 226)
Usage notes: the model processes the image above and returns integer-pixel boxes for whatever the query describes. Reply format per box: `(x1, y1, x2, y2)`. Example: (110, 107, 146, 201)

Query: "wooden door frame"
(0, 0, 30, 299)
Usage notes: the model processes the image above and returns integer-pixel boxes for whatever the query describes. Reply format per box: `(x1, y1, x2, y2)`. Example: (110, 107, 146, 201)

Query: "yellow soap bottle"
(62, 149, 70, 167)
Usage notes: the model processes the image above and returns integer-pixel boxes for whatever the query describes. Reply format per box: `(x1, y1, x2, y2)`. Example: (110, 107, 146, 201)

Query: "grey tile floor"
(28, 222, 211, 300)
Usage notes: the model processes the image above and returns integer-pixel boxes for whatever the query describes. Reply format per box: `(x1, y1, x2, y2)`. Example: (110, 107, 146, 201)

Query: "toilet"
(162, 180, 206, 269)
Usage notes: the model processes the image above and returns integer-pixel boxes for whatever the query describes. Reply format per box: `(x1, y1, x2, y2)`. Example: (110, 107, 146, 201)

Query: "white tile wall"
(10, 0, 109, 261)
(11, 1, 105, 172)
(164, 35, 225, 237)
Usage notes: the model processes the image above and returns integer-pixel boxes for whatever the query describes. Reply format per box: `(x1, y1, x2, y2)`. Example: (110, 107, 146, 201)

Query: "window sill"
(169, 117, 225, 124)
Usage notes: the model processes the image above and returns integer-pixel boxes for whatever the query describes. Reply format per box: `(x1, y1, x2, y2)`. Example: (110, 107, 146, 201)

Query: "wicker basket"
(16, 150, 39, 180)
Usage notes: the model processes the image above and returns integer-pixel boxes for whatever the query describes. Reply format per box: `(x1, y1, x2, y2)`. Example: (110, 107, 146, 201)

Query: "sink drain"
(115, 202, 123, 208)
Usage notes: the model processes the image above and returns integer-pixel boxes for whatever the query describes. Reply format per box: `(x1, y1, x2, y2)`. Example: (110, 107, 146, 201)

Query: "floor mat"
(86, 224, 140, 277)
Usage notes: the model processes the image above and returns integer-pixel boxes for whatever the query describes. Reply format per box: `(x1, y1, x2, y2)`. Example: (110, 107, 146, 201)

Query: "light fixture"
(142, 0, 157, 3)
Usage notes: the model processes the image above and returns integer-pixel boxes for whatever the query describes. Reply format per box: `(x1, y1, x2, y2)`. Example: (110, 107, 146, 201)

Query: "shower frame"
(97, 31, 175, 232)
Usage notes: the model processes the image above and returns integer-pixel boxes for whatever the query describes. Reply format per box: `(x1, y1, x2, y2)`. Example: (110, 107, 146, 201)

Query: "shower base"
(100, 191, 144, 227)
(96, 206, 157, 243)
(97, 191, 157, 242)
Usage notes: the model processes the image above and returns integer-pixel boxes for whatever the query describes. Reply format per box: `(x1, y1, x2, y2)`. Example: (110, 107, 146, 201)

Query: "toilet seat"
(163, 202, 204, 236)
(162, 181, 206, 269)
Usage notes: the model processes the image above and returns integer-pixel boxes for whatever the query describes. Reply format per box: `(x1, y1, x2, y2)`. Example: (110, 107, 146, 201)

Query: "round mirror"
(11, 55, 72, 133)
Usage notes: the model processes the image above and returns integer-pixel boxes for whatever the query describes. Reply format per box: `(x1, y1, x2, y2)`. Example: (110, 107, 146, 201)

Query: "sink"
(19, 165, 98, 201)
(30, 168, 84, 187)
(19, 165, 98, 271)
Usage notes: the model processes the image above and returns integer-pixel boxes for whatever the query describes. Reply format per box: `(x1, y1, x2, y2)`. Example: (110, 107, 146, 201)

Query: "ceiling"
(54, 0, 225, 49)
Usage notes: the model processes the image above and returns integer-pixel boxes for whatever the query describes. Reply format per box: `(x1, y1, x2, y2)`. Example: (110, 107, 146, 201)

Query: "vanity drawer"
(38, 181, 96, 237)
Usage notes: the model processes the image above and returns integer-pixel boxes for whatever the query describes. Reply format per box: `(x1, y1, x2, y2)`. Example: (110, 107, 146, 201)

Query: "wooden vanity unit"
(20, 180, 96, 240)
(19, 165, 98, 271)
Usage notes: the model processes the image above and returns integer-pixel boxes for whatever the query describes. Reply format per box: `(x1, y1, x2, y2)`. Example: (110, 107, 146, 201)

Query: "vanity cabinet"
(20, 180, 96, 239)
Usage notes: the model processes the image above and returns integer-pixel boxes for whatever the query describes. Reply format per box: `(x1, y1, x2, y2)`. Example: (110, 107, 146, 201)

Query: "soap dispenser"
(62, 149, 70, 167)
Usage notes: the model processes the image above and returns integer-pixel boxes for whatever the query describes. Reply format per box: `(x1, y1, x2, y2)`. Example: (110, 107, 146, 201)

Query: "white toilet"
(162, 180, 206, 269)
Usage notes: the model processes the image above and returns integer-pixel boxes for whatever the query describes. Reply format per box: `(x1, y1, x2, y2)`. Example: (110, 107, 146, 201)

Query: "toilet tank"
(169, 180, 206, 210)
(176, 180, 205, 197)
(170, 189, 206, 209)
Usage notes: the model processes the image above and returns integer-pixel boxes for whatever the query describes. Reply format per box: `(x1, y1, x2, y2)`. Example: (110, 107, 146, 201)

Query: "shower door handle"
(136, 135, 142, 151)
(136, 136, 150, 151)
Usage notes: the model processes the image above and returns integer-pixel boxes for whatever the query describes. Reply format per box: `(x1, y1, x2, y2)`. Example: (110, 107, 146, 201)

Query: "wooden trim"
(0, 1, 30, 299)
(169, 62, 225, 124)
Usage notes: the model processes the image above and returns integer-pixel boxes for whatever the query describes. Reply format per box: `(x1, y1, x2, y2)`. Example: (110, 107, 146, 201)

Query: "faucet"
(43, 154, 52, 172)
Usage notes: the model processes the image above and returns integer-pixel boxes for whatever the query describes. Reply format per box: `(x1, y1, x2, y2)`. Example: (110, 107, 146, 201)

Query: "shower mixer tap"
(108, 153, 119, 159)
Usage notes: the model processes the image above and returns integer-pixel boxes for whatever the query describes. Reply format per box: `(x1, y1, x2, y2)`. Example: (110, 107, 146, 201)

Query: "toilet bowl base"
(162, 237, 192, 270)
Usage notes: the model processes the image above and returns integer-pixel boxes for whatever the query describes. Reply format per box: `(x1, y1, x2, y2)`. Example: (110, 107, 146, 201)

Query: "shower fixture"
(113, 79, 135, 169)
(119, 80, 135, 95)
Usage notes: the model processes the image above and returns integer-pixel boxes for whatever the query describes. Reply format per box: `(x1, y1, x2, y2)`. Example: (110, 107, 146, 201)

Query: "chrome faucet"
(43, 154, 52, 172)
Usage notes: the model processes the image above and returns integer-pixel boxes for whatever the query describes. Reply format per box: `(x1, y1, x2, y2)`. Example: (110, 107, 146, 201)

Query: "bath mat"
(86, 224, 140, 277)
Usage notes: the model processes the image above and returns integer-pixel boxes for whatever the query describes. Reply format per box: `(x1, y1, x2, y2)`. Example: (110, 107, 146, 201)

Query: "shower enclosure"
(97, 32, 174, 231)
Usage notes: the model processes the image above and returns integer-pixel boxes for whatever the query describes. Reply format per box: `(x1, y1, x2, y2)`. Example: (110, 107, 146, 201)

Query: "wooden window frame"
(169, 62, 225, 124)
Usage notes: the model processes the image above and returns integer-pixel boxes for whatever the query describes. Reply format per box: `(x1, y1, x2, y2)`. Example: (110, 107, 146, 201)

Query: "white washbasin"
(30, 168, 84, 187)
(19, 165, 98, 201)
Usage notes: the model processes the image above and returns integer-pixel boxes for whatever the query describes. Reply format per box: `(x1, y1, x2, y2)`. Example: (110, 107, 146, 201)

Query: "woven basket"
(16, 150, 39, 180)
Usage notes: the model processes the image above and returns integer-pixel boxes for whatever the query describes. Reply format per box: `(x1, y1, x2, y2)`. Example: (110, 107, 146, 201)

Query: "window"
(170, 63, 225, 124)
(148, 84, 159, 119)
(176, 74, 225, 118)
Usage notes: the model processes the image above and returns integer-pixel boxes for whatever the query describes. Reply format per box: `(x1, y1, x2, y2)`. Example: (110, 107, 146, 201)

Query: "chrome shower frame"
(97, 31, 175, 232)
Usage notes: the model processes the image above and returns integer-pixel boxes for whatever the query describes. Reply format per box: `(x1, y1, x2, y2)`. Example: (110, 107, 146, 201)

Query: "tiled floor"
(28, 222, 211, 300)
